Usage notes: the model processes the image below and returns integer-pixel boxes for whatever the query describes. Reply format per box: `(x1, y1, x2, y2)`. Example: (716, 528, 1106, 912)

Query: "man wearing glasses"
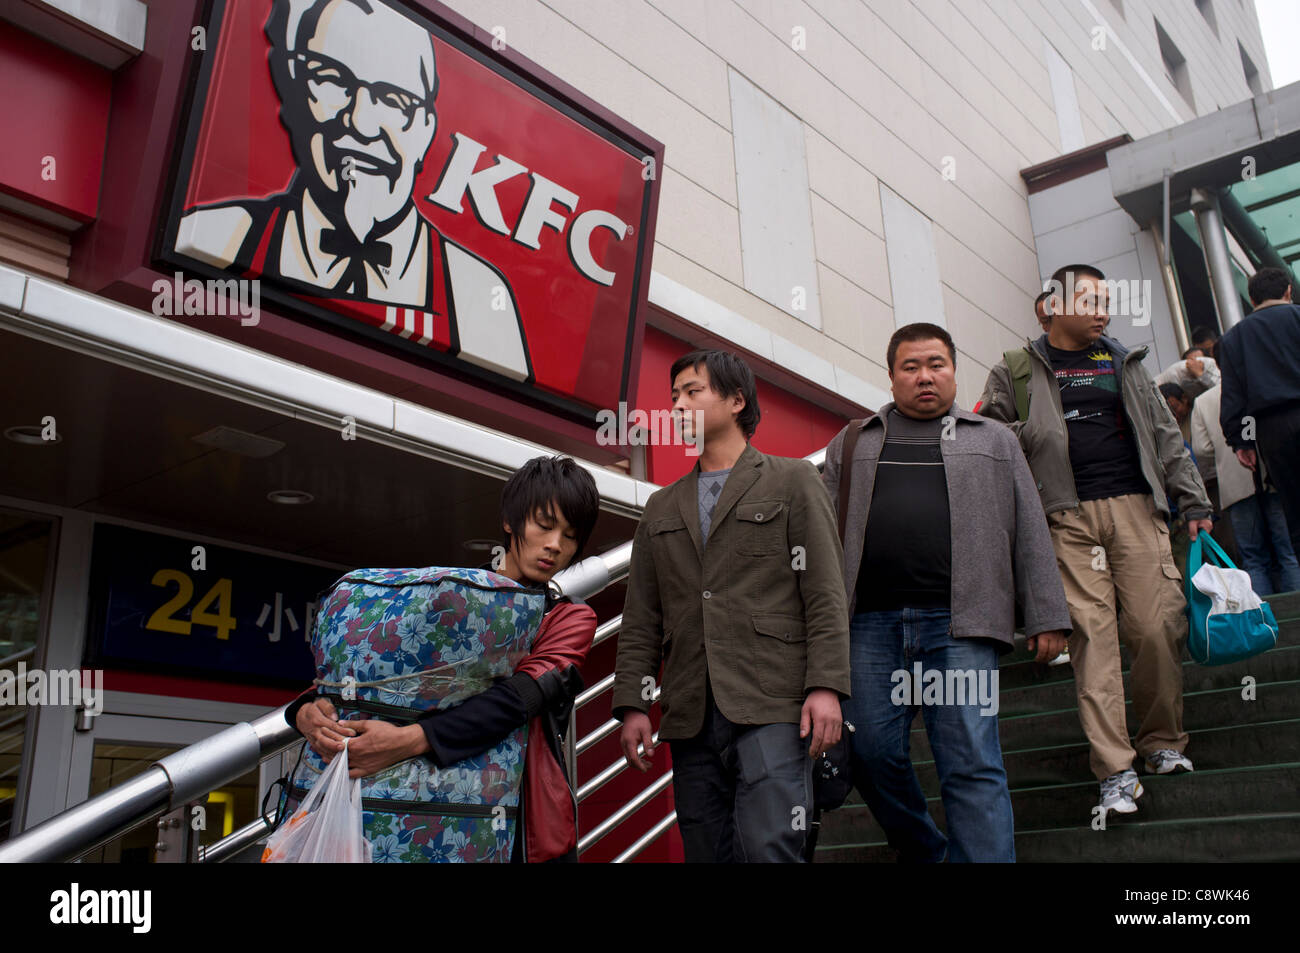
(177, 0, 531, 382)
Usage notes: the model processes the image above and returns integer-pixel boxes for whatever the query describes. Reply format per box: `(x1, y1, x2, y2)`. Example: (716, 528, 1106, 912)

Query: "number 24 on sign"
(146, 568, 236, 640)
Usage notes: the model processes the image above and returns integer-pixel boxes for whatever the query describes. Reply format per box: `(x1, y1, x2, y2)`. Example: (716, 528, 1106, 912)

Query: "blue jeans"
(845, 607, 1014, 862)
(1226, 493, 1300, 596)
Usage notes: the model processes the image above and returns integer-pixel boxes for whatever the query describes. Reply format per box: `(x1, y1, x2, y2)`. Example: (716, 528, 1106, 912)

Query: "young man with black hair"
(979, 264, 1213, 818)
(1218, 266, 1300, 554)
(613, 349, 850, 862)
(823, 323, 1069, 862)
(287, 455, 600, 862)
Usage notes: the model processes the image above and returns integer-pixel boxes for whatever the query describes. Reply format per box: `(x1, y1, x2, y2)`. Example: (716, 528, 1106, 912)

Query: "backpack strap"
(837, 420, 865, 543)
(1004, 348, 1032, 423)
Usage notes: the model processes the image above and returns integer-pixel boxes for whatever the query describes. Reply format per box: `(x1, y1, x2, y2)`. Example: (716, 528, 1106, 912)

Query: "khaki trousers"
(1047, 494, 1189, 780)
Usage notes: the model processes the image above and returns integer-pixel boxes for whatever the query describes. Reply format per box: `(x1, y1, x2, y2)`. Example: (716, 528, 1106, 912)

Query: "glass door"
(0, 509, 57, 843)
(68, 713, 263, 862)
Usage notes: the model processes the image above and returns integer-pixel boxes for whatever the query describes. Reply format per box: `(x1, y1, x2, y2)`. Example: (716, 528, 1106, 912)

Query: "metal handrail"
(612, 811, 677, 863)
(0, 646, 37, 669)
(576, 684, 659, 755)
(576, 717, 621, 756)
(576, 732, 660, 803)
(556, 543, 633, 601)
(577, 769, 673, 854)
(575, 672, 615, 710)
(199, 810, 278, 863)
(591, 615, 622, 649)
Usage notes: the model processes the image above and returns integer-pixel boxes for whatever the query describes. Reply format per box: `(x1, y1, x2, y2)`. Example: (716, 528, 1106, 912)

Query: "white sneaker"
(1144, 749, 1193, 775)
(1099, 769, 1144, 814)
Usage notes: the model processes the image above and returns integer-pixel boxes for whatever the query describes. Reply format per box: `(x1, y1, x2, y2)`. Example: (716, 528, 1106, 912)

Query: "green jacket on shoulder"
(612, 443, 851, 741)
(977, 334, 1211, 522)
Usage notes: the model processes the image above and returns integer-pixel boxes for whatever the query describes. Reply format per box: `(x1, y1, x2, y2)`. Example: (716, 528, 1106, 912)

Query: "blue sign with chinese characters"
(86, 523, 344, 686)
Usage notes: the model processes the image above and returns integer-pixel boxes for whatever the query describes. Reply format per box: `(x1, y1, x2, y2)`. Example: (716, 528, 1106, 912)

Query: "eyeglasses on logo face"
(291, 51, 430, 126)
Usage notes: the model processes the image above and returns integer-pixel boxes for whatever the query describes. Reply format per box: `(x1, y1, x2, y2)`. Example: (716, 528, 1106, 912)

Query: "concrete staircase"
(815, 591, 1300, 862)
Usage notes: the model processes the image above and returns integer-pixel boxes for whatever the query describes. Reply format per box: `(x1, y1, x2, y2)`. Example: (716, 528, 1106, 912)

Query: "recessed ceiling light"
(4, 425, 61, 445)
(267, 489, 313, 505)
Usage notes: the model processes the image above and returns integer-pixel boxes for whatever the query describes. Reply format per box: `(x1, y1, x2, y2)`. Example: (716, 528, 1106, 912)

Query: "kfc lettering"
(428, 132, 630, 287)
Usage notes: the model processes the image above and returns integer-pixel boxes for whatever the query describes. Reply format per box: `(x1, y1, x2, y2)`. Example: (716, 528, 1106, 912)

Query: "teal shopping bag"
(1186, 532, 1280, 666)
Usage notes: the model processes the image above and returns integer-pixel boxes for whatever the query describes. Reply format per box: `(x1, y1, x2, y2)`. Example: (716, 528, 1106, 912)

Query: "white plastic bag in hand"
(262, 739, 371, 863)
(1191, 561, 1264, 615)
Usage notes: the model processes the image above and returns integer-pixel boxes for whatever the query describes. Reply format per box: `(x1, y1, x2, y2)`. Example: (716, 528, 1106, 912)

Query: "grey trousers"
(668, 691, 813, 863)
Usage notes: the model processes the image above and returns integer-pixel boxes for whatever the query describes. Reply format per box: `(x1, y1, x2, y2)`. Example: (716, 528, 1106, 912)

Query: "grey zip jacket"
(822, 403, 1071, 650)
(977, 333, 1211, 522)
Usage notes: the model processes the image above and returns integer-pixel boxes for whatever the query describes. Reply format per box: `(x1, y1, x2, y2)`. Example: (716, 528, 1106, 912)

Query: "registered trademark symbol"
(625, 225, 634, 237)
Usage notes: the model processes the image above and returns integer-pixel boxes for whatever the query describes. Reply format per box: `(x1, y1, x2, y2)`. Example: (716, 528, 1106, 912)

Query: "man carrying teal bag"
(979, 263, 1214, 817)
(1186, 532, 1280, 666)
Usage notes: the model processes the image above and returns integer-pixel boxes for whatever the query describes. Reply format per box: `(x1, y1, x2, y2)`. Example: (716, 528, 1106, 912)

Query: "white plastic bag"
(1191, 561, 1264, 615)
(262, 739, 371, 863)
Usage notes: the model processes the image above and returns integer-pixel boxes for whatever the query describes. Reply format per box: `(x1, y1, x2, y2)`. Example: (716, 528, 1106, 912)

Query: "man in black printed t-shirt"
(979, 264, 1212, 820)
(1044, 342, 1151, 501)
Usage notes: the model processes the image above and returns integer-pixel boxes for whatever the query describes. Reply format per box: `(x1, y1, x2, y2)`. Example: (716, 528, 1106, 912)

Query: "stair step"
(1015, 762, 1300, 829)
(820, 763, 1300, 847)
(1014, 812, 1300, 863)
(998, 606, 1300, 691)
(1006, 678, 1293, 751)
(914, 718, 1300, 790)
(887, 678, 1300, 761)
(1261, 589, 1300, 621)
(998, 646, 1300, 717)
(815, 812, 1300, 863)
(837, 721, 1299, 810)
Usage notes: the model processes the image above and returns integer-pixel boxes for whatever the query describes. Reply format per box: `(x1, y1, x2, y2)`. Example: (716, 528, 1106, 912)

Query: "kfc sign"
(161, 0, 662, 416)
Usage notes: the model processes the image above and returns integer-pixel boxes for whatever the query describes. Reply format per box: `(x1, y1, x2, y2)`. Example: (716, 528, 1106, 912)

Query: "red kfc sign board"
(161, 0, 662, 418)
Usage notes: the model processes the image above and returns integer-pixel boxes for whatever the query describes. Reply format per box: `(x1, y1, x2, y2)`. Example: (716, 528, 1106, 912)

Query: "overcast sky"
(1255, 0, 1300, 89)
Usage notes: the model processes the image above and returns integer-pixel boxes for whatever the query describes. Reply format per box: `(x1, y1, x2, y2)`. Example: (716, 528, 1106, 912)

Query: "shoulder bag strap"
(1005, 348, 1032, 423)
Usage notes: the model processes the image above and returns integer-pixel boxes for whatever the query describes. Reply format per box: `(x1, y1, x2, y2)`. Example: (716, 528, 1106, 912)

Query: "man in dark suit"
(1219, 266, 1300, 554)
(612, 349, 851, 862)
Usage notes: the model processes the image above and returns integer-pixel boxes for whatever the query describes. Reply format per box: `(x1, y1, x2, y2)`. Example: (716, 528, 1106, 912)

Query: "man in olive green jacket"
(613, 349, 850, 862)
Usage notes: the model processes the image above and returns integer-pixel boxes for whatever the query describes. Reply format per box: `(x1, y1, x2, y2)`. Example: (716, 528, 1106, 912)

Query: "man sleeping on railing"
(281, 455, 600, 862)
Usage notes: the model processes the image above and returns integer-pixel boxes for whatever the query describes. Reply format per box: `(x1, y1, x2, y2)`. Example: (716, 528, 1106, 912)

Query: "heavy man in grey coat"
(822, 323, 1070, 862)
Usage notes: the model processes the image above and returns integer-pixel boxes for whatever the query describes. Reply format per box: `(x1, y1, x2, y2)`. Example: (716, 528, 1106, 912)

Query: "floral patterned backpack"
(282, 567, 548, 862)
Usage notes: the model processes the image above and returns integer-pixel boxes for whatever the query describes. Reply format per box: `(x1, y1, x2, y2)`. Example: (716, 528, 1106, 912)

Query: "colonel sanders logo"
(176, 0, 531, 381)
